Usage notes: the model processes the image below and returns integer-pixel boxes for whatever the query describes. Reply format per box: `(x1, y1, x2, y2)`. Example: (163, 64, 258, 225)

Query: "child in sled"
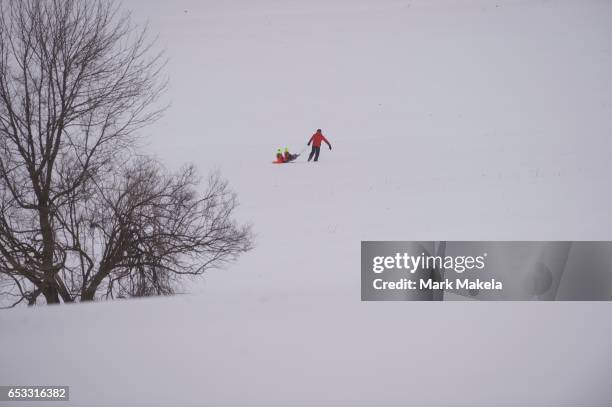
(274, 148, 298, 163)
(276, 148, 285, 163)
(283, 147, 298, 162)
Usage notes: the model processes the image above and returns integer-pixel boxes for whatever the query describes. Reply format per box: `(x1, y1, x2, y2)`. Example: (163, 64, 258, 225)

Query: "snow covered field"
(2, 0, 612, 405)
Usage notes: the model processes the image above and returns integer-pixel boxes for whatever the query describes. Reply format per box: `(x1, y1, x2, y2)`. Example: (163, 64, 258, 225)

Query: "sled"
(272, 154, 300, 164)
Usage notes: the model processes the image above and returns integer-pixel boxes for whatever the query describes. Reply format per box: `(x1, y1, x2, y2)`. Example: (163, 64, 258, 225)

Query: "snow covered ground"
(2, 0, 612, 405)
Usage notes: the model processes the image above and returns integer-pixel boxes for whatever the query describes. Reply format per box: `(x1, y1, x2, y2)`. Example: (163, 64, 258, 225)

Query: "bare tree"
(58, 159, 252, 301)
(0, 0, 253, 305)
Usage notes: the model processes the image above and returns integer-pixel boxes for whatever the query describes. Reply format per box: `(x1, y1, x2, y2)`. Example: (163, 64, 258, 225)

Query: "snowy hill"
(2, 0, 612, 405)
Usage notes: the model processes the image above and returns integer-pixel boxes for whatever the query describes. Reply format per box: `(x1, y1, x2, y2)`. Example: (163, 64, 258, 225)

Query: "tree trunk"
(42, 285, 60, 304)
(81, 269, 109, 301)
(39, 205, 60, 304)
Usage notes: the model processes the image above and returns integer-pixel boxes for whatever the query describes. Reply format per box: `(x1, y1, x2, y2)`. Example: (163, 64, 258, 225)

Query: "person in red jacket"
(307, 129, 332, 162)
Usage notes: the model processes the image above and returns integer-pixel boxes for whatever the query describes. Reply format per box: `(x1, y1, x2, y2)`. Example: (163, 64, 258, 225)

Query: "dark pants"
(308, 146, 321, 162)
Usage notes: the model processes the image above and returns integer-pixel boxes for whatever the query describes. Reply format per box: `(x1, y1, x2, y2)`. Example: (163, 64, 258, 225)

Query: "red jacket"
(308, 132, 331, 148)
